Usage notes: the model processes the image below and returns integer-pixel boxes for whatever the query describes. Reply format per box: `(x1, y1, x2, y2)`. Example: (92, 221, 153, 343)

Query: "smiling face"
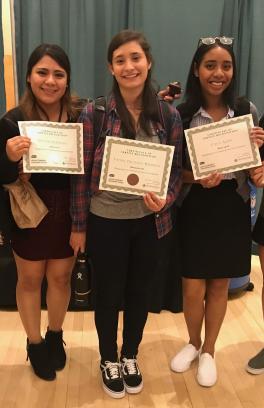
(195, 46, 233, 102)
(109, 40, 151, 94)
(27, 55, 68, 109)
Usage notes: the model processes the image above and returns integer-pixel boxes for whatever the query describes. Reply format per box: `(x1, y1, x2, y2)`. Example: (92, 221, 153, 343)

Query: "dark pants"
(88, 213, 159, 362)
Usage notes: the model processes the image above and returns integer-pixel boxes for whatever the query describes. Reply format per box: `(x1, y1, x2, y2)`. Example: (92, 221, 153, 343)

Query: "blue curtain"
(249, 0, 264, 117)
(13, 0, 264, 114)
(14, 0, 130, 99)
(220, 0, 253, 101)
(128, 0, 225, 95)
(0, 0, 6, 116)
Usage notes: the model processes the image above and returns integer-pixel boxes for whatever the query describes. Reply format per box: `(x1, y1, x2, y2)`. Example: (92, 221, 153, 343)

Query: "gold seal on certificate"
(99, 136, 175, 199)
(185, 114, 261, 180)
(18, 121, 84, 174)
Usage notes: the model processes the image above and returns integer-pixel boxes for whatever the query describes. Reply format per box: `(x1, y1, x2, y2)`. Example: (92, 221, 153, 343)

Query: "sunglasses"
(198, 37, 234, 48)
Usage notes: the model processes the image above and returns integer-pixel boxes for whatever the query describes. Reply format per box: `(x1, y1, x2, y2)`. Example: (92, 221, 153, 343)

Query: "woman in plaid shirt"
(70, 30, 182, 399)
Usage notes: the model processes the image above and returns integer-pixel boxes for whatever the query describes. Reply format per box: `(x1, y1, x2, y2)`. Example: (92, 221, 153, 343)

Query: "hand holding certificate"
(185, 114, 261, 180)
(99, 136, 175, 199)
(18, 121, 84, 174)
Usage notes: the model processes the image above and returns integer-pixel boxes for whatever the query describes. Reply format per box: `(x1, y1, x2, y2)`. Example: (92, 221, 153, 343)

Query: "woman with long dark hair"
(70, 30, 183, 398)
(169, 37, 263, 387)
(0, 44, 86, 381)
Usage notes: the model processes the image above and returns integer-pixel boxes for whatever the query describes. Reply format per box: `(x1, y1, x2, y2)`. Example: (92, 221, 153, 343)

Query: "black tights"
(88, 213, 158, 361)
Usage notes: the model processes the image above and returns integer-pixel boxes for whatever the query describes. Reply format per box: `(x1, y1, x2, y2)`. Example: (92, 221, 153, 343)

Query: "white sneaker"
(170, 344, 200, 373)
(197, 353, 217, 387)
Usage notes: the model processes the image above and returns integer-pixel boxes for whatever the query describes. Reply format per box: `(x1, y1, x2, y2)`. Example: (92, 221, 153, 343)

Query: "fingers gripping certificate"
(18, 121, 84, 174)
(99, 136, 175, 199)
(185, 114, 261, 180)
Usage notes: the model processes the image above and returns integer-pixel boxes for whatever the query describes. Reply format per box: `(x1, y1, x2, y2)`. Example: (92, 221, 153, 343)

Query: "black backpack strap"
(234, 96, 250, 117)
(157, 98, 173, 141)
(93, 96, 107, 147)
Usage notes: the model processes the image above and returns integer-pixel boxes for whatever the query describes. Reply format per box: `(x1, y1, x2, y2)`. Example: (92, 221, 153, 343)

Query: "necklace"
(35, 100, 64, 122)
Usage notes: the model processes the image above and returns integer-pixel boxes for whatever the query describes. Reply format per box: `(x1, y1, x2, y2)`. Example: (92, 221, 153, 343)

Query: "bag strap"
(157, 98, 173, 141)
(93, 96, 107, 148)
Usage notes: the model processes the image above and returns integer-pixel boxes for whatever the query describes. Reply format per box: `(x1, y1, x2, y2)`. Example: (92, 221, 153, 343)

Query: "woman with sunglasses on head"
(169, 36, 264, 387)
(70, 29, 182, 398)
(0, 44, 86, 381)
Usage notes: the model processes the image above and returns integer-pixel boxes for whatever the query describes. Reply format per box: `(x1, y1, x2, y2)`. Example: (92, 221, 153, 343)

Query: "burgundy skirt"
(12, 188, 74, 261)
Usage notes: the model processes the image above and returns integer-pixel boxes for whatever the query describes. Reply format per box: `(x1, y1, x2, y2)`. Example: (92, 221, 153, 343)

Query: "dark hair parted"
(107, 30, 159, 139)
(19, 43, 84, 121)
(184, 42, 237, 116)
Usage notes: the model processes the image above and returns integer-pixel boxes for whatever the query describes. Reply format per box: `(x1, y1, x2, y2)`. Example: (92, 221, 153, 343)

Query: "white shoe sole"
(197, 377, 217, 387)
(102, 383, 125, 399)
(124, 381, 143, 394)
(246, 364, 264, 375)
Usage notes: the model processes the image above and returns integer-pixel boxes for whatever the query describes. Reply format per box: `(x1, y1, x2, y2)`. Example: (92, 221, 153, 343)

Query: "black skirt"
(179, 180, 251, 279)
(12, 188, 73, 261)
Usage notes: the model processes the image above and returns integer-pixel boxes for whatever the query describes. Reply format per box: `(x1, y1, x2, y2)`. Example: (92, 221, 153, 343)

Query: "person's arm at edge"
(0, 111, 21, 184)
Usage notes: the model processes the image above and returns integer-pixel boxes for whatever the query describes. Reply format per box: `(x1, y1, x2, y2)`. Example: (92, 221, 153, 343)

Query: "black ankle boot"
(45, 329, 66, 371)
(27, 339, 56, 381)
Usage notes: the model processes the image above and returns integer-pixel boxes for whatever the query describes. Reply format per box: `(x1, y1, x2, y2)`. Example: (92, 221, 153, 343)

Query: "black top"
(0, 107, 70, 189)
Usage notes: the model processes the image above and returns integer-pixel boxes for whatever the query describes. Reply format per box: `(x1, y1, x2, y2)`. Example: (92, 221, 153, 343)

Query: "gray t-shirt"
(90, 126, 160, 219)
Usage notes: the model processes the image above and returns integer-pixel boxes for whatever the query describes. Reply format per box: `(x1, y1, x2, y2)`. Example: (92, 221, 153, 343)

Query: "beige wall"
(2, 0, 12, 55)
(2, 0, 15, 110)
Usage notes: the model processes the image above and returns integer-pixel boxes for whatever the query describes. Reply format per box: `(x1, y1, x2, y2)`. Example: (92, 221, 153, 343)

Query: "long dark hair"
(107, 30, 159, 138)
(183, 41, 237, 116)
(19, 43, 82, 121)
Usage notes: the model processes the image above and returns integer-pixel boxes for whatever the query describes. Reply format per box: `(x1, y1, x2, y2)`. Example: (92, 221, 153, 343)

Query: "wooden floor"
(0, 256, 263, 408)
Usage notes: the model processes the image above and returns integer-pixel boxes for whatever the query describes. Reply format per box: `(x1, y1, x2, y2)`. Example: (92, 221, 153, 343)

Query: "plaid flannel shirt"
(70, 94, 183, 238)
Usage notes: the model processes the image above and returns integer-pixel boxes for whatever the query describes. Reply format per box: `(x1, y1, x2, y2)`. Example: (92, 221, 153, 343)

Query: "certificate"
(185, 114, 261, 180)
(99, 136, 175, 199)
(18, 121, 84, 174)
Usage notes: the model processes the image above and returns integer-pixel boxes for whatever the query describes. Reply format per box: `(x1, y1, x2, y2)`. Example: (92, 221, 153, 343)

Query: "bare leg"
(258, 245, 264, 320)
(46, 257, 75, 331)
(182, 278, 206, 350)
(14, 252, 46, 343)
(203, 278, 230, 356)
